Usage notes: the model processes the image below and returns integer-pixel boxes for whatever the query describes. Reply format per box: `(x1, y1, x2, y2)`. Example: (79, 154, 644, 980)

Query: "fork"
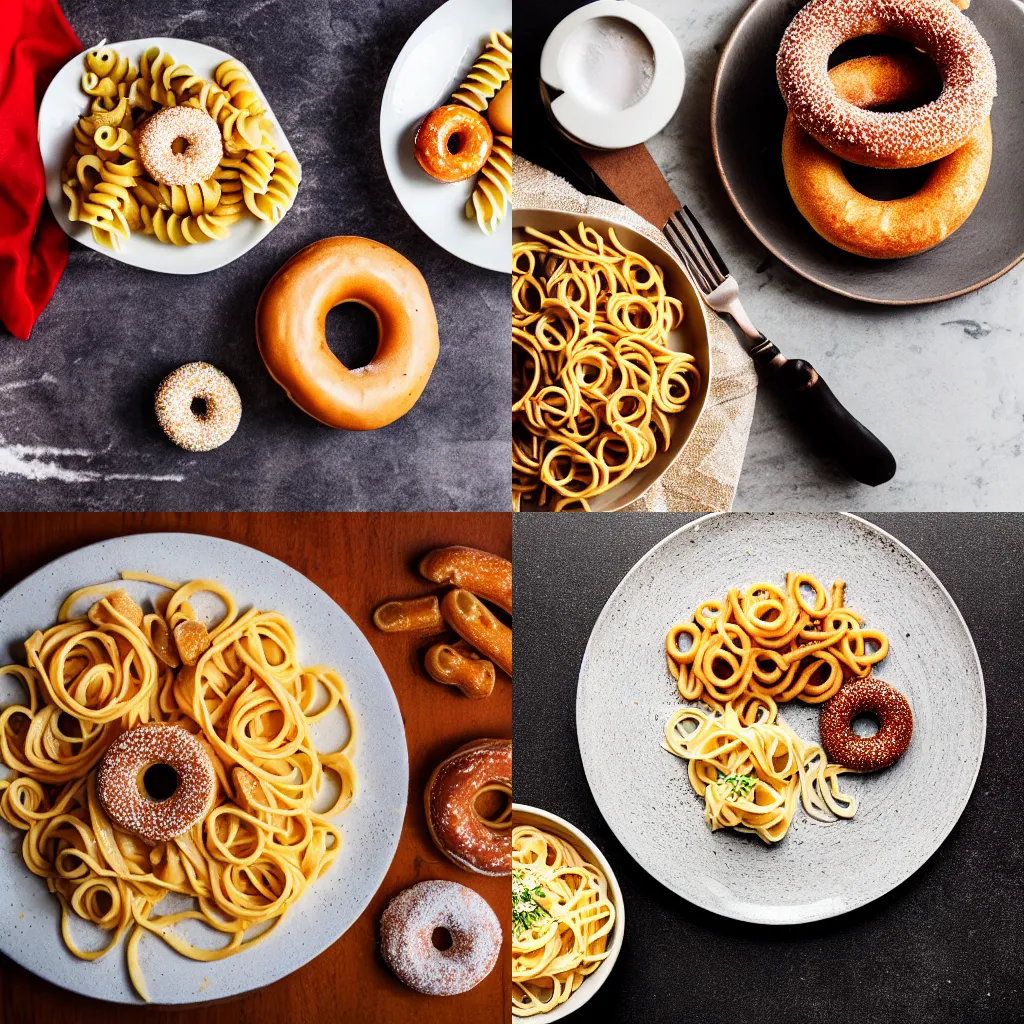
(664, 206, 897, 486)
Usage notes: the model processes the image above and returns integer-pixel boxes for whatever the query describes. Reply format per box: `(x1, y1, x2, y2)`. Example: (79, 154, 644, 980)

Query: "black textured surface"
(513, 512, 1024, 1024)
(2, 0, 509, 511)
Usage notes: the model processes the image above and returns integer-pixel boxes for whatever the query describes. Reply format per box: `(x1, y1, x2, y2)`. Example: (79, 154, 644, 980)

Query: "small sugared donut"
(256, 236, 438, 430)
(783, 55, 992, 258)
(96, 723, 217, 842)
(425, 738, 511, 876)
(776, 0, 997, 169)
(820, 678, 913, 772)
(155, 362, 242, 451)
(135, 106, 223, 186)
(379, 880, 501, 995)
(414, 104, 493, 183)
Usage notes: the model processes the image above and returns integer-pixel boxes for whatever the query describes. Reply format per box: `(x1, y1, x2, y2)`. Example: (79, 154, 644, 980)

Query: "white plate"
(38, 37, 298, 275)
(576, 512, 985, 924)
(380, 0, 511, 273)
(0, 533, 407, 1003)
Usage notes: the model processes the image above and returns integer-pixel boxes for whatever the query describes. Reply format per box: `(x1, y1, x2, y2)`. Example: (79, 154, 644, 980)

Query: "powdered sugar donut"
(379, 880, 501, 995)
(155, 362, 241, 452)
(136, 105, 223, 186)
(776, 0, 997, 168)
(96, 723, 217, 843)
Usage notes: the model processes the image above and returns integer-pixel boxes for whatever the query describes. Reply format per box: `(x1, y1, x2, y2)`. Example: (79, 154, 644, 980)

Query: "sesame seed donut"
(414, 104, 493, 183)
(96, 723, 217, 843)
(819, 678, 913, 772)
(776, 0, 997, 169)
(379, 880, 501, 995)
(135, 105, 223, 186)
(155, 362, 242, 452)
(783, 54, 992, 258)
(425, 738, 511, 876)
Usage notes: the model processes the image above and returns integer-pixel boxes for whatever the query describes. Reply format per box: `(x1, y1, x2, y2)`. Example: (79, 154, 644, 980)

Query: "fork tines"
(665, 206, 730, 295)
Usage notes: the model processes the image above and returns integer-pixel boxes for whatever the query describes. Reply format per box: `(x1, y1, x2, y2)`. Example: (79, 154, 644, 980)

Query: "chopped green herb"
(718, 772, 757, 800)
(513, 869, 550, 936)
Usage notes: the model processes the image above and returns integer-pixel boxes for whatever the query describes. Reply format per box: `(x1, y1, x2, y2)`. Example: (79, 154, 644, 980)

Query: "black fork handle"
(770, 355, 896, 486)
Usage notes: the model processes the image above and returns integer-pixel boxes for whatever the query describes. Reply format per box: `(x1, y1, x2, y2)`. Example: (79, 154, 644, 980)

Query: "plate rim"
(709, 0, 1024, 306)
(575, 510, 987, 924)
(378, 0, 511, 274)
(38, 36, 297, 276)
(0, 530, 408, 1003)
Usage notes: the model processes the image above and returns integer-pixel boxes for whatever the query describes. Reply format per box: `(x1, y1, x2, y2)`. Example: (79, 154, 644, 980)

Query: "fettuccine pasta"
(0, 573, 355, 1000)
(512, 825, 614, 1016)
(513, 223, 699, 510)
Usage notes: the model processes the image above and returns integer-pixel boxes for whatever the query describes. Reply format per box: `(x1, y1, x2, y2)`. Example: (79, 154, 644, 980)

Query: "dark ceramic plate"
(711, 0, 1024, 304)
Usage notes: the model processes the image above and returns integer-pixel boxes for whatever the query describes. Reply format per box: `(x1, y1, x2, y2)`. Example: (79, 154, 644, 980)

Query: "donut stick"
(440, 589, 511, 678)
(424, 641, 495, 698)
(373, 596, 445, 634)
(419, 546, 512, 613)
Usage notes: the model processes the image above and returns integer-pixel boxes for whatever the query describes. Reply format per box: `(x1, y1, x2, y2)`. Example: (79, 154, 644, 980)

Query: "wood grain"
(0, 513, 512, 1024)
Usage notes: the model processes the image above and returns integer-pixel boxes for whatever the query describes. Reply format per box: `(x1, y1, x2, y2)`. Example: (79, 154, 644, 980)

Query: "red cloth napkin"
(0, 0, 80, 340)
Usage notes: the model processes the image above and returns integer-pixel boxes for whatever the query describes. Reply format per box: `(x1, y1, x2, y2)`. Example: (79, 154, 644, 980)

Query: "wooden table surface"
(0, 513, 512, 1024)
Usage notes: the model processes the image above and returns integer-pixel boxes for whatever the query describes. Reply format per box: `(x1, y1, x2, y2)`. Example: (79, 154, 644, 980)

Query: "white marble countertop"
(641, 0, 1024, 510)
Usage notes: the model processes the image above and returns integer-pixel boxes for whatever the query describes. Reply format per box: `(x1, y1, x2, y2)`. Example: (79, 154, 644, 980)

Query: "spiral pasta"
(466, 135, 511, 234)
(512, 222, 699, 510)
(453, 30, 512, 112)
(61, 46, 300, 251)
(512, 825, 614, 1016)
(0, 573, 355, 1002)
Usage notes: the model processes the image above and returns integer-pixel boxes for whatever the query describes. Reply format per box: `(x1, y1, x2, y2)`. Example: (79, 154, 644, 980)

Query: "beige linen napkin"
(513, 155, 758, 512)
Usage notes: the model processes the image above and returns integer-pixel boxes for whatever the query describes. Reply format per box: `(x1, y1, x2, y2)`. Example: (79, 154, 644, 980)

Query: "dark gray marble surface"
(514, 512, 1024, 1024)
(1, 0, 509, 511)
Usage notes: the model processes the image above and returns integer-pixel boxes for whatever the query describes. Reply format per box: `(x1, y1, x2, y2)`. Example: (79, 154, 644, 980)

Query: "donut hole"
(140, 762, 180, 802)
(841, 160, 936, 201)
(324, 302, 379, 371)
(446, 132, 463, 154)
(852, 712, 881, 738)
(171, 136, 189, 155)
(474, 784, 511, 827)
(431, 927, 454, 951)
(190, 396, 209, 419)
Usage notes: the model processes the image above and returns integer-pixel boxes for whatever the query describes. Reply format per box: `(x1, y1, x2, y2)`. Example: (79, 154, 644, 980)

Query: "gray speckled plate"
(576, 512, 985, 924)
(0, 533, 408, 1003)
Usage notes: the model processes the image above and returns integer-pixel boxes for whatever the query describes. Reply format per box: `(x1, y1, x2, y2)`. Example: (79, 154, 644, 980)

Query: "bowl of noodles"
(512, 206, 712, 511)
(512, 803, 624, 1018)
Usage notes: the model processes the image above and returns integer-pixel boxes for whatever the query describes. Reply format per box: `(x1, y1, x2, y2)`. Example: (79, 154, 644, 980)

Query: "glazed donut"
(777, 0, 997, 169)
(96, 723, 217, 843)
(256, 236, 439, 430)
(380, 880, 501, 995)
(155, 362, 242, 451)
(135, 105, 223, 186)
(783, 55, 992, 258)
(425, 738, 511, 876)
(819, 678, 913, 772)
(414, 104, 493, 183)
(419, 546, 513, 614)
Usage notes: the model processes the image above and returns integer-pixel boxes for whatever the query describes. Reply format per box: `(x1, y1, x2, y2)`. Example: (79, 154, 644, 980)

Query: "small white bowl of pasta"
(512, 804, 625, 1020)
(38, 37, 300, 274)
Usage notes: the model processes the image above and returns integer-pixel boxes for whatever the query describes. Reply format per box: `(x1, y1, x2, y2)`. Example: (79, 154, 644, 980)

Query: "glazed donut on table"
(776, 0, 997, 169)
(819, 678, 913, 771)
(425, 738, 511, 876)
(96, 723, 217, 843)
(135, 105, 223, 186)
(783, 55, 992, 258)
(256, 236, 439, 430)
(414, 104, 493, 182)
(379, 879, 501, 995)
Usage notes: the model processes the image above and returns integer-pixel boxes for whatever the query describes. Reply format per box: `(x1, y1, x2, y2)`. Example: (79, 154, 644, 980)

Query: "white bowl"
(38, 37, 297, 275)
(379, 0, 511, 273)
(512, 803, 625, 1020)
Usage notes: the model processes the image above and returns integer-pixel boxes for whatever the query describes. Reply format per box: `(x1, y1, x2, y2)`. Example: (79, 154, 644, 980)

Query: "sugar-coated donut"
(256, 236, 439, 430)
(135, 105, 223, 186)
(414, 104, 493, 183)
(379, 880, 501, 995)
(783, 55, 992, 258)
(820, 678, 913, 772)
(155, 362, 242, 451)
(776, 0, 997, 169)
(425, 738, 511, 876)
(96, 723, 217, 843)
